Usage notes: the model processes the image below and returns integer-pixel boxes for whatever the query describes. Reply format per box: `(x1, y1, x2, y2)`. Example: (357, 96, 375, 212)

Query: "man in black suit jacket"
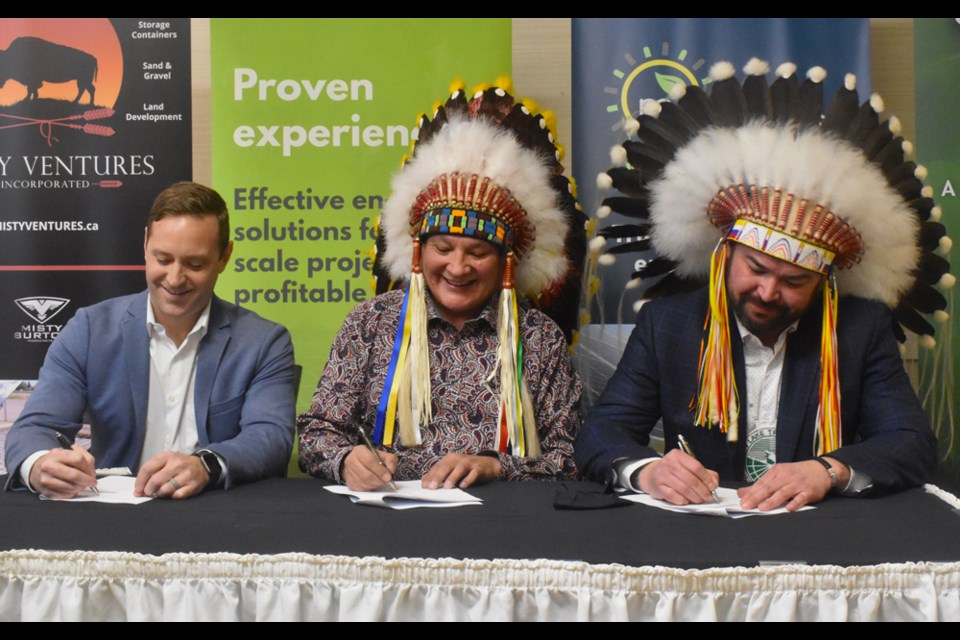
(575, 244, 936, 511)
(576, 60, 947, 513)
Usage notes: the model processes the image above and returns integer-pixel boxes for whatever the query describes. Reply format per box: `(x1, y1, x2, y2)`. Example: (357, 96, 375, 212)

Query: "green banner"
(211, 19, 510, 415)
(914, 18, 958, 472)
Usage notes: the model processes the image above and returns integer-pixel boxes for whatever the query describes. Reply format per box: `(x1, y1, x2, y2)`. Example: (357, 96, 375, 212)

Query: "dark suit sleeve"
(3, 308, 92, 490)
(574, 303, 665, 483)
(826, 301, 936, 493)
(204, 323, 297, 488)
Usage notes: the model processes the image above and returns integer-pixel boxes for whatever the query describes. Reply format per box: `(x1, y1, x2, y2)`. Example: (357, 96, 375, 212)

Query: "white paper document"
(620, 487, 814, 518)
(40, 475, 153, 505)
(325, 480, 483, 510)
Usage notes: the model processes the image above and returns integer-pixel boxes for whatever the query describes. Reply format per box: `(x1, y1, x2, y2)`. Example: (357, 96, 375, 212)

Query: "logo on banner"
(0, 19, 157, 192)
(605, 42, 715, 127)
(13, 296, 69, 343)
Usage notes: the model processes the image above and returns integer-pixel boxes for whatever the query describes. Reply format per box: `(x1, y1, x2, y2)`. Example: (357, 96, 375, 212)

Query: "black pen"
(677, 434, 720, 503)
(56, 431, 99, 495)
(357, 427, 398, 491)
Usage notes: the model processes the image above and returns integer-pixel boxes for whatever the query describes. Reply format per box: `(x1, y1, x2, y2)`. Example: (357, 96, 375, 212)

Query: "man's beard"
(731, 292, 800, 340)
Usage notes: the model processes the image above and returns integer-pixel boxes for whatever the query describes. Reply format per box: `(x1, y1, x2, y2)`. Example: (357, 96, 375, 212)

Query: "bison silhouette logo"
(0, 37, 98, 104)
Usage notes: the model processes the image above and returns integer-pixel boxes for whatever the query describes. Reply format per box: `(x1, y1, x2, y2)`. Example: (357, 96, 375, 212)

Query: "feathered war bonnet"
(373, 79, 586, 455)
(601, 59, 953, 456)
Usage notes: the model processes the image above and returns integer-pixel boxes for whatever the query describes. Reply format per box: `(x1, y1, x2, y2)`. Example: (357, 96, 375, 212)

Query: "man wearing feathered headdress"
(576, 60, 944, 510)
(299, 81, 586, 490)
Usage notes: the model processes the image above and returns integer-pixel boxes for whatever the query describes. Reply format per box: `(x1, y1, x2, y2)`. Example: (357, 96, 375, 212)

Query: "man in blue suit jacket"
(576, 245, 936, 511)
(4, 182, 296, 499)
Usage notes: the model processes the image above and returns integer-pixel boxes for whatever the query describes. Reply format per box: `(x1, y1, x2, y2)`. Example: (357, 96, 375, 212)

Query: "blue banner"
(572, 18, 870, 323)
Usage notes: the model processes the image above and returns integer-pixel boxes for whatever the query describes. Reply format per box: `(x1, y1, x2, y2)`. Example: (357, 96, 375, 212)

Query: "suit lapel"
(121, 293, 150, 469)
(194, 296, 231, 446)
(776, 309, 821, 463)
(729, 324, 748, 477)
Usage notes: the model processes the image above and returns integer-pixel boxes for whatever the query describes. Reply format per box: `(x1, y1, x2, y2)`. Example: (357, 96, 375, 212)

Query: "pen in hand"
(676, 434, 720, 503)
(357, 427, 398, 491)
(56, 431, 99, 495)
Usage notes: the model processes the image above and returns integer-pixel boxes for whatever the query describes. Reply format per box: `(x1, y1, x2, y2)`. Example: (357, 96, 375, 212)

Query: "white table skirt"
(2, 549, 959, 621)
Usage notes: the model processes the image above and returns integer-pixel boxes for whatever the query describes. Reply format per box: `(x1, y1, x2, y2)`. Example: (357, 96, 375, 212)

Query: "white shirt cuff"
(19, 450, 50, 493)
(614, 457, 660, 492)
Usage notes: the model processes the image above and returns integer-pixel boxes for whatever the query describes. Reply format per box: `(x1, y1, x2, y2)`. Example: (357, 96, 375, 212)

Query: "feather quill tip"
(625, 277, 642, 289)
(668, 83, 687, 101)
(589, 236, 607, 252)
(938, 273, 956, 289)
(938, 236, 953, 255)
(902, 140, 914, 158)
(806, 66, 827, 83)
(596, 172, 613, 189)
(922, 184, 933, 198)
(776, 62, 797, 79)
(844, 73, 856, 91)
(888, 116, 901, 135)
(743, 57, 769, 76)
(920, 334, 937, 350)
(641, 100, 661, 117)
(596, 205, 611, 219)
(709, 61, 736, 82)
(935, 309, 950, 324)
(931, 206, 942, 222)
(624, 118, 640, 136)
(869, 93, 884, 114)
(598, 253, 616, 266)
(633, 299, 647, 313)
(610, 144, 628, 167)
(915, 164, 928, 180)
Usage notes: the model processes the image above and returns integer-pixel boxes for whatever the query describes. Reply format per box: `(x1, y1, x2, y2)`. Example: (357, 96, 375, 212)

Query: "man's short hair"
(147, 182, 230, 256)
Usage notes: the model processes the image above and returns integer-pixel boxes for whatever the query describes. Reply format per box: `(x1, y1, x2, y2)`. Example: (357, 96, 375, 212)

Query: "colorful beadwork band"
(419, 208, 512, 250)
(727, 219, 836, 275)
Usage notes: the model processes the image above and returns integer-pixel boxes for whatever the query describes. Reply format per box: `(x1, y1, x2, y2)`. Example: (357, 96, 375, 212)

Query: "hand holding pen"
(27, 432, 98, 498)
(636, 436, 721, 505)
(677, 434, 721, 503)
(341, 427, 399, 491)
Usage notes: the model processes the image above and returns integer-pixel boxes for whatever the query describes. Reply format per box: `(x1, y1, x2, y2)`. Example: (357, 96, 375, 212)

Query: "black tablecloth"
(3, 477, 960, 569)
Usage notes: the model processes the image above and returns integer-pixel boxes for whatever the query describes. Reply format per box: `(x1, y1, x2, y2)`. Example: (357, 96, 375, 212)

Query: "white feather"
(939, 236, 953, 255)
(743, 58, 769, 76)
(806, 66, 826, 83)
(710, 61, 736, 82)
(776, 62, 797, 79)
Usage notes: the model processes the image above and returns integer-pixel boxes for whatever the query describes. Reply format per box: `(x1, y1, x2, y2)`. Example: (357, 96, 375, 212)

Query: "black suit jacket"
(575, 289, 936, 493)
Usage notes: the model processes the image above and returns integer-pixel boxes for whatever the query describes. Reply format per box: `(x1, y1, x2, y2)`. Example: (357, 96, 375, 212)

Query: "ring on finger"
(167, 477, 182, 491)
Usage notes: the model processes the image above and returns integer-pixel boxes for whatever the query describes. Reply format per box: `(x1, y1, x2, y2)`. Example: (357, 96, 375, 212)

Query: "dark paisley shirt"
(297, 289, 582, 483)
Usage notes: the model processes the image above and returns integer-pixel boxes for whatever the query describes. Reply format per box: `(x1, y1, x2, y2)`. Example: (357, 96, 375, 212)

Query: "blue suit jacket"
(4, 291, 296, 489)
(575, 289, 936, 493)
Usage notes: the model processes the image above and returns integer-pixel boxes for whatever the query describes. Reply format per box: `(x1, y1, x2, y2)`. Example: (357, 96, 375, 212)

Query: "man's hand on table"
(421, 453, 501, 490)
(135, 451, 209, 499)
(738, 458, 850, 512)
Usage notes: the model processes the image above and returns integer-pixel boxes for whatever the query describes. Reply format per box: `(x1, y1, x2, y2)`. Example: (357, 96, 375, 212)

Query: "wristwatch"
(813, 457, 840, 492)
(193, 449, 223, 488)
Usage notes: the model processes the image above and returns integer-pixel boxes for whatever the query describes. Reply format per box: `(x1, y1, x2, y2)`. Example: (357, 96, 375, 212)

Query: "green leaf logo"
(655, 72, 685, 96)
